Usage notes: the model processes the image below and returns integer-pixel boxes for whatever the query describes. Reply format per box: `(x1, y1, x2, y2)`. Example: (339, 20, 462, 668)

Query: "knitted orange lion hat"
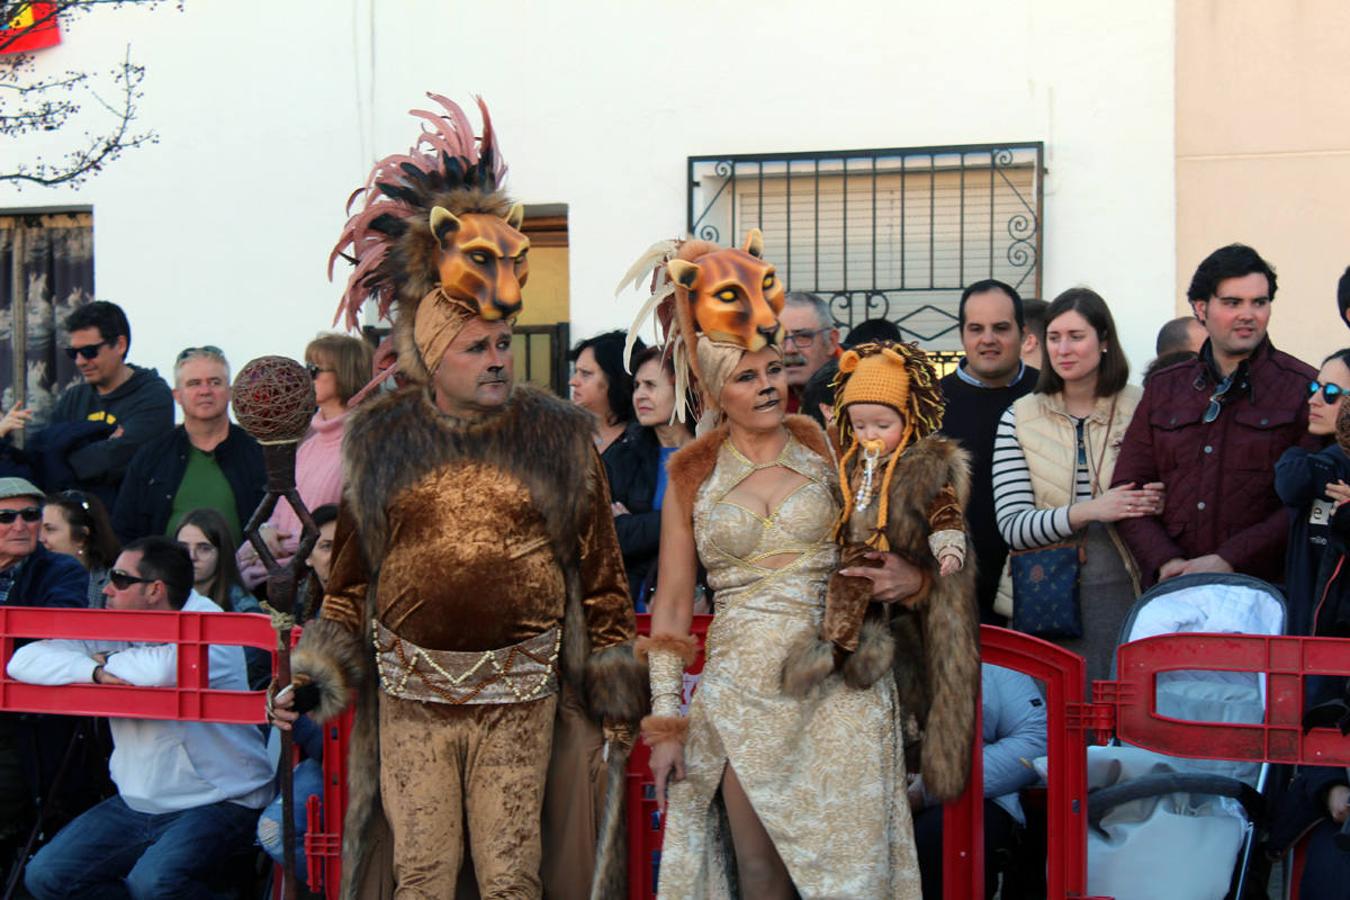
(831, 340, 944, 550)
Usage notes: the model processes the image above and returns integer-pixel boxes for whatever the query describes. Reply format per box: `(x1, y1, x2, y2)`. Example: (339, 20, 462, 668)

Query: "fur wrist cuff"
(635, 632, 699, 666)
(640, 714, 689, 746)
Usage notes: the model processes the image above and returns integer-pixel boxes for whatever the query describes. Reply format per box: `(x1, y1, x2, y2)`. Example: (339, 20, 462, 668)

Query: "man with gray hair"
(779, 292, 841, 413)
(112, 347, 265, 544)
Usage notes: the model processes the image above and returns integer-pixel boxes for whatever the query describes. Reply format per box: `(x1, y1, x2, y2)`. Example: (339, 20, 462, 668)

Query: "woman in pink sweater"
(238, 333, 373, 588)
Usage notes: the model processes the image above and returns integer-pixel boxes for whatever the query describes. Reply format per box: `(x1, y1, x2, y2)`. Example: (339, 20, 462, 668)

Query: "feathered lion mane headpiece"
(328, 93, 517, 386)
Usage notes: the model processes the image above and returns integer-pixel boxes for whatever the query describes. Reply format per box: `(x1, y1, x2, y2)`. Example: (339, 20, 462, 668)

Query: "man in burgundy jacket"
(1113, 244, 1319, 588)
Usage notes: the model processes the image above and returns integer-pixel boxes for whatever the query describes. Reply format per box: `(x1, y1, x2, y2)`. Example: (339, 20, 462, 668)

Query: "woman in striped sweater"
(991, 288, 1163, 686)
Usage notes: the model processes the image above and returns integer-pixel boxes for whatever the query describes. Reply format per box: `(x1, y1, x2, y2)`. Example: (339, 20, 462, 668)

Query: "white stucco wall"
(2, 0, 1176, 387)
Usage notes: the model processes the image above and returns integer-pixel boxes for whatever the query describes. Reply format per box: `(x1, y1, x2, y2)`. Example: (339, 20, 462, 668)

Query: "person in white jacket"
(8, 536, 273, 900)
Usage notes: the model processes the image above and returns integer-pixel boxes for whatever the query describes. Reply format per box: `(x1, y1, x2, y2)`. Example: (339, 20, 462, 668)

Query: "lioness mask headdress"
(330, 94, 528, 384)
(616, 229, 785, 427)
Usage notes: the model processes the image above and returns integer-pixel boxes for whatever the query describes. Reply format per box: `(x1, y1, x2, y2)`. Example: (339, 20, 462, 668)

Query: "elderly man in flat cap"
(0, 476, 90, 876)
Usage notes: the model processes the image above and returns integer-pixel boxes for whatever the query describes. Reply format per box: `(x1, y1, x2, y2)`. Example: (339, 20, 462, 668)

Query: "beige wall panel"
(1177, 0, 1350, 156)
(1176, 155, 1350, 366)
(517, 246, 569, 327)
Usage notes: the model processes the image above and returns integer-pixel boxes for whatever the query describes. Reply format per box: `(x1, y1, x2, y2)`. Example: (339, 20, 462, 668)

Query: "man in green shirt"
(112, 348, 266, 545)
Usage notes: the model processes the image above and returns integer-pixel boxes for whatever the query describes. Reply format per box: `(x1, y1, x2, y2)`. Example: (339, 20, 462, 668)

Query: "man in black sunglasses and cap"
(38, 301, 172, 509)
(0, 476, 89, 866)
(1113, 244, 1318, 589)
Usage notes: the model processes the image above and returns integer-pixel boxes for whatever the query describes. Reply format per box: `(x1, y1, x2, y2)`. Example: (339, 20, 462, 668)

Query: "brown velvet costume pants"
(379, 692, 557, 899)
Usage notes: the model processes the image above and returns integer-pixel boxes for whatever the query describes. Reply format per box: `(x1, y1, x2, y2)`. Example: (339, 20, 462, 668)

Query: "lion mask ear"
(838, 349, 861, 375)
(881, 347, 907, 367)
(742, 228, 765, 259)
(667, 259, 701, 290)
(505, 202, 526, 230)
(430, 206, 461, 248)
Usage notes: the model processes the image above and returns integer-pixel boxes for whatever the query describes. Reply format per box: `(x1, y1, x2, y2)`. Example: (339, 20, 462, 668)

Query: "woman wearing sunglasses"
(41, 491, 120, 608)
(237, 333, 372, 590)
(1276, 349, 1350, 647)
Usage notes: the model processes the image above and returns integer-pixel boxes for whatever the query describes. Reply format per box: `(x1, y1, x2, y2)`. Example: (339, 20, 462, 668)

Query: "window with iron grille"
(687, 144, 1044, 350)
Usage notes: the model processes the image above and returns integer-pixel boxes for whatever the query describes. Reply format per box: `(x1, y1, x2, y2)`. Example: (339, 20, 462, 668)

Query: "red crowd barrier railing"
(0, 606, 275, 724)
(942, 626, 1097, 900)
(11, 607, 1350, 900)
(1098, 632, 1350, 767)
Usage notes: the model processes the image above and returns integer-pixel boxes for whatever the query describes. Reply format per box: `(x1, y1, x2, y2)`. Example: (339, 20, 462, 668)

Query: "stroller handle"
(1087, 773, 1264, 832)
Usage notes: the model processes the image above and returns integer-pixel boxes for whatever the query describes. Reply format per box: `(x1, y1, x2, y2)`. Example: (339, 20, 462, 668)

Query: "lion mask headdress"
(616, 229, 785, 427)
(330, 94, 528, 386)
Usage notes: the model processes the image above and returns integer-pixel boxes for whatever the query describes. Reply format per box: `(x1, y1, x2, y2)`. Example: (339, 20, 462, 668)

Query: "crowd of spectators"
(0, 301, 363, 896)
(2, 246, 1350, 896)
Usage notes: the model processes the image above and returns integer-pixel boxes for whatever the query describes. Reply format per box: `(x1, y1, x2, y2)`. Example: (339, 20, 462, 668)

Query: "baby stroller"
(1084, 572, 1286, 900)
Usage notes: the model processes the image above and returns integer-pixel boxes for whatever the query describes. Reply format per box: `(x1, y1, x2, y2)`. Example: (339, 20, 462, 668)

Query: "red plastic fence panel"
(306, 707, 351, 900)
(0, 606, 276, 723)
(1099, 632, 1350, 767)
(941, 626, 1100, 900)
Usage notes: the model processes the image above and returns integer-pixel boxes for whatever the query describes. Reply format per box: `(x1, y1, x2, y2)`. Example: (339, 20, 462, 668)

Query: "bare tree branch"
(1, 1, 178, 189)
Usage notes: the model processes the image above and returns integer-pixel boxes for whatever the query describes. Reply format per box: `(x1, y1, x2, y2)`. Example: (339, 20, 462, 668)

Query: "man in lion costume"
(270, 95, 643, 900)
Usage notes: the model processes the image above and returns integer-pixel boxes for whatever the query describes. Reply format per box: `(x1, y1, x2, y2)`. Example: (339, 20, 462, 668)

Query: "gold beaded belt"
(373, 620, 561, 706)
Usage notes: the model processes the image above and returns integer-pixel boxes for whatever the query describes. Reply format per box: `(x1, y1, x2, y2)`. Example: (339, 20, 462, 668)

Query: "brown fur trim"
(342, 384, 596, 571)
(780, 630, 836, 699)
(291, 618, 367, 723)
(640, 715, 689, 746)
(339, 646, 386, 900)
(665, 415, 835, 516)
(666, 425, 728, 514)
(879, 434, 980, 802)
(635, 633, 699, 666)
(783, 414, 833, 464)
(584, 641, 647, 725)
(590, 743, 632, 900)
(842, 614, 896, 690)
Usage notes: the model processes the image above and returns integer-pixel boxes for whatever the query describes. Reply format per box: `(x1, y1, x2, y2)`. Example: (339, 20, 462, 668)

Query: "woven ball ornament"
(232, 356, 316, 444)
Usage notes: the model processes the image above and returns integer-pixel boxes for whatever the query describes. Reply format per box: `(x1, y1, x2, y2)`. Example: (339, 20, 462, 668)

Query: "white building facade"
(2, 0, 1178, 405)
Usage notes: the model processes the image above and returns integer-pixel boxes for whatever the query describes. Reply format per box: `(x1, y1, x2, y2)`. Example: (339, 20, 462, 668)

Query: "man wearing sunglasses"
(1113, 244, 1319, 588)
(9, 536, 272, 899)
(0, 477, 91, 866)
(39, 302, 172, 508)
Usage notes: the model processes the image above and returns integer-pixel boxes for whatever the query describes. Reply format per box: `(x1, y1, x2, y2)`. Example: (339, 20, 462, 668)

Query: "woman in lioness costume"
(622, 235, 921, 898)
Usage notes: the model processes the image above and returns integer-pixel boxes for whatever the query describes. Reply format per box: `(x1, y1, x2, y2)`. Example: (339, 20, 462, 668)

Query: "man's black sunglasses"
(0, 507, 41, 525)
(64, 340, 112, 361)
(108, 569, 157, 591)
(1309, 380, 1346, 404)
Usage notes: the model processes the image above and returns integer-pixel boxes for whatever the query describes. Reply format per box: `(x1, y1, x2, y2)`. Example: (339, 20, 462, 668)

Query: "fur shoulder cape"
(342, 382, 596, 568)
(666, 414, 831, 513)
(880, 433, 980, 802)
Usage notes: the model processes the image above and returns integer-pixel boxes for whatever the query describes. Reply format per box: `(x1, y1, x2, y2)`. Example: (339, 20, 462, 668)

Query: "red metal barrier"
(1097, 632, 1350, 767)
(0, 606, 276, 723)
(14, 606, 1350, 900)
(942, 626, 1098, 900)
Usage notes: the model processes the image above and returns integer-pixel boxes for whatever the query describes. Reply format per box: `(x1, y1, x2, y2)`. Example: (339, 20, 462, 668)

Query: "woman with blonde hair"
(631, 233, 922, 898)
(238, 333, 373, 588)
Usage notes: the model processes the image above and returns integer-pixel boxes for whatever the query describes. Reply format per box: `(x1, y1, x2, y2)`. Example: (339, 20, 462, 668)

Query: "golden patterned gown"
(659, 433, 921, 899)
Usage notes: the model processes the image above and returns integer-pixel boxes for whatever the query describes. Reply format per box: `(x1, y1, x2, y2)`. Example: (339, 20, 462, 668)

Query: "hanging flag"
(2, 3, 62, 55)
